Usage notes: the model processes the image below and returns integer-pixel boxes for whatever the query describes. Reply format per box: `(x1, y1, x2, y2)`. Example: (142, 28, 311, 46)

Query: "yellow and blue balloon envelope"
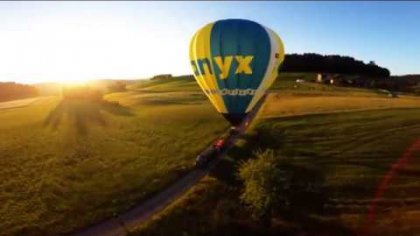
(189, 19, 285, 125)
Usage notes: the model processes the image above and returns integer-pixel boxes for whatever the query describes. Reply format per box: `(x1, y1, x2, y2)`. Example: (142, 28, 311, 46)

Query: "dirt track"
(0, 97, 41, 110)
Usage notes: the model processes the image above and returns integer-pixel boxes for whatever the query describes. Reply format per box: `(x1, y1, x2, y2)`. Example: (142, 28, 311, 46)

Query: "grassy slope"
(133, 74, 420, 236)
(0, 78, 228, 235)
(266, 73, 420, 118)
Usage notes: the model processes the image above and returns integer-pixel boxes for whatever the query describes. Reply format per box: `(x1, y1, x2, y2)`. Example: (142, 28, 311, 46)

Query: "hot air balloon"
(189, 19, 285, 125)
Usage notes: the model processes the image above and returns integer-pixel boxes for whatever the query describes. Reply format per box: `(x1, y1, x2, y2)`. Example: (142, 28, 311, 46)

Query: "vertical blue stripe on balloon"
(210, 19, 271, 115)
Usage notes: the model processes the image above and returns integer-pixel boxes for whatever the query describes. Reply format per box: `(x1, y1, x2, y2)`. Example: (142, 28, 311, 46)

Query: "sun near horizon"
(0, 2, 190, 85)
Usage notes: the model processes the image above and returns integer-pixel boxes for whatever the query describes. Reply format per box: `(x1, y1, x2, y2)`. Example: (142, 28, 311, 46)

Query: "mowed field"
(0, 79, 228, 235)
(134, 74, 420, 236)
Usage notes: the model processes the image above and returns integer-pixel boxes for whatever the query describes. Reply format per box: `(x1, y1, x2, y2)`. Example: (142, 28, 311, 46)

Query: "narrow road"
(0, 97, 41, 110)
(71, 94, 268, 236)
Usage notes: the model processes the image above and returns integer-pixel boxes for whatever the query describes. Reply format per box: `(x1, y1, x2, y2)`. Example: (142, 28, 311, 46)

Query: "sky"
(1, 1, 420, 84)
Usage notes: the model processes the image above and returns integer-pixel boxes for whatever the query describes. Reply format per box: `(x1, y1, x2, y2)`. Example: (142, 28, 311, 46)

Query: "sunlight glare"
(0, 5, 190, 84)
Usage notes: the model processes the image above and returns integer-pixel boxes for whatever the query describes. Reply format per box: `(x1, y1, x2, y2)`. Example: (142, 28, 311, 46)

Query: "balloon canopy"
(189, 19, 285, 125)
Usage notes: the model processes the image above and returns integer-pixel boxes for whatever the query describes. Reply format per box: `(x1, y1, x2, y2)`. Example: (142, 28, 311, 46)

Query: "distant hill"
(0, 82, 38, 102)
(392, 74, 420, 81)
(87, 79, 139, 92)
(281, 53, 390, 78)
(34, 82, 62, 96)
(34, 79, 141, 96)
(391, 74, 420, 94)
(150, 74, 194, 81)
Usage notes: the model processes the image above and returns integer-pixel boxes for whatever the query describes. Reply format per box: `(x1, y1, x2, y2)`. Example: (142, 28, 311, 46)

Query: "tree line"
(280, 53, 390, 78)
(0, 82, 38, 102)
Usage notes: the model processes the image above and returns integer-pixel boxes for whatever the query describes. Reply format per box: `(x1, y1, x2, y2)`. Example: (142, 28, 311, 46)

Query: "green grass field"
(132, 74, 420, 236)
(0, 82, 227, 235)
(1, 73, 420, 235)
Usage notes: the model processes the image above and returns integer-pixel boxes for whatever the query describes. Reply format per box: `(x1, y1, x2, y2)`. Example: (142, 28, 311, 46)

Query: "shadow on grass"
(209, 123, 355, 236)
(44, 99, 132, 136)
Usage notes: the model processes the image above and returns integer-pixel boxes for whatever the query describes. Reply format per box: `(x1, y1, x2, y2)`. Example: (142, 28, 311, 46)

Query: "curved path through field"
(0, 97, 41, 110)
(71, 95, 267, 236)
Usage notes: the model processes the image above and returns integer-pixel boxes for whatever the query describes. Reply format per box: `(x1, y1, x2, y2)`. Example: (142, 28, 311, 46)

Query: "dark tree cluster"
(280, 53, 390, 78)
(0, 82, 39, 102)
(151, 74, 172, 80)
